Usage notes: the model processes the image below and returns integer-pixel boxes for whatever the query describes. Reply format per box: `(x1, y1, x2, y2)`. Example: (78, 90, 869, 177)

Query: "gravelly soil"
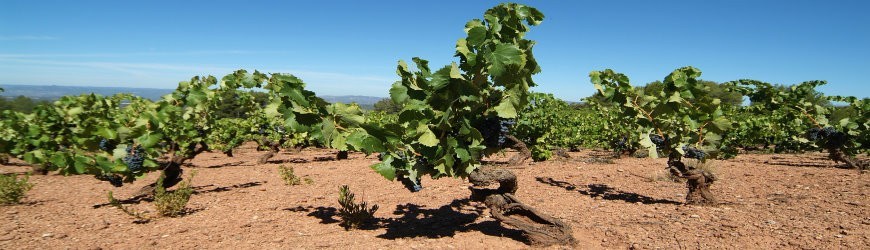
(1, 143, 867, 249)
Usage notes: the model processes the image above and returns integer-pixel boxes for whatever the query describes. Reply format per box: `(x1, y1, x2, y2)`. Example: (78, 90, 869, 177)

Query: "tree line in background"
(0, 95, 52, 113)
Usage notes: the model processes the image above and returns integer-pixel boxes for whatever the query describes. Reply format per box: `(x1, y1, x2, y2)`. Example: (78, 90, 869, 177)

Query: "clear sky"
(1, 0, 868, 101)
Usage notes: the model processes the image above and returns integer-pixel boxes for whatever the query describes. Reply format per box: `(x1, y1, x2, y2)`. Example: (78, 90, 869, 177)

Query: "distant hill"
(0, 84, 173, 100)
(0, 84, 386, 109)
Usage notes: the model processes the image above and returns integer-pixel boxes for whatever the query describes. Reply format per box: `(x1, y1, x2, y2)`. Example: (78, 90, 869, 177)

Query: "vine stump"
(505, 135, 531, 165)
(468, 167, 575, 246)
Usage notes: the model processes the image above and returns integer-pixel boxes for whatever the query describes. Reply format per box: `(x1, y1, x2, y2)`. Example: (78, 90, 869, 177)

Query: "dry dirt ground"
(1, 143, 868, 249)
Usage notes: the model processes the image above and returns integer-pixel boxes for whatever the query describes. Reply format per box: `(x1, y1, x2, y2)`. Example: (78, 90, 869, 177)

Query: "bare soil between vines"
(1, 143, 868, 249)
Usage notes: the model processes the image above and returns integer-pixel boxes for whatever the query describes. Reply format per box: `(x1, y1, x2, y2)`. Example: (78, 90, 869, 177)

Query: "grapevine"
(727, 80, 866, 169)
(591, 67, 731, 205)
(358, 3, 575, 245)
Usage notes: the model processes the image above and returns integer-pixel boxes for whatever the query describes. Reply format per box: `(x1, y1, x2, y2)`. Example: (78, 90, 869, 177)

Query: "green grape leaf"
(485, 44, 525, 77)
(494, 98, 518, 118)
(370, 157, 396, 180)
(136, 132, 162, 148)
(417, 124, 439, 147)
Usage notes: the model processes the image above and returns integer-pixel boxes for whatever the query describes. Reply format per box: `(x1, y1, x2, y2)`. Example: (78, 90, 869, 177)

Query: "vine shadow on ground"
(92, 181, 265, 208)
(304, 206, 341, 224)
(299, 198, 524, 241)
(377, 198, 524, 242)
(192, 181, 264, 194)
(536, 177, 681, 205)
(192, 161, 246, 168)
(265, 158, 310, 164)
(763, 160, 857, 169)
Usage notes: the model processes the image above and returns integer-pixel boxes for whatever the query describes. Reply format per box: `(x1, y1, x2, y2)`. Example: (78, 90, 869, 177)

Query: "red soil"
(1, 143, 867, 249)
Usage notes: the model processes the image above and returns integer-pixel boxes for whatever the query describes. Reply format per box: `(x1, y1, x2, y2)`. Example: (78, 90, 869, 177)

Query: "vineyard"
(1, 3, 868, 249)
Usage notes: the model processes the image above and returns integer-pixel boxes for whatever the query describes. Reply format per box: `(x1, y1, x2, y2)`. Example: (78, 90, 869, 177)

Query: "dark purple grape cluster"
(123, 145, 145, 172)
(477, 116, 501, 148)
(257, 124, 268, 135)
(98, 138, 116, 152)
(682, 145, 707, 160)
(398, 175, 422, 192)
(97, 174, 123, 187)
(806, 127, 847, 148)
(806, 127, 821, 141)
(498, 119, 516, 145)
(650, 134, 669, 150)
(613, 136, 629, 150)
(476, 116, 515, 148)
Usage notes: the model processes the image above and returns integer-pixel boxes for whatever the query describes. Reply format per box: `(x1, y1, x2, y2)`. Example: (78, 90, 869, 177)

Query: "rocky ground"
(1, 143, 867, 249)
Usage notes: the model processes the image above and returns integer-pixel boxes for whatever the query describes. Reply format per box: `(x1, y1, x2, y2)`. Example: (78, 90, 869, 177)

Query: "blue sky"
(1, 0, 868, 101)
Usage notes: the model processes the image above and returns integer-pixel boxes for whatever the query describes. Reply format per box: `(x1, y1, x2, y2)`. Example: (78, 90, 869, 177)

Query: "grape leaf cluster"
(378, 152, 423, 192)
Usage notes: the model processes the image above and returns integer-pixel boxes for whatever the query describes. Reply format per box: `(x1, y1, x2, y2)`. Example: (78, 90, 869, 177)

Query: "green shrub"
(0, 174, 33, 205)
(337, 185, 378, 229)
(154, 172, 195, 217)
(279, 165, 301, 186)
(531, 146, 552, 162)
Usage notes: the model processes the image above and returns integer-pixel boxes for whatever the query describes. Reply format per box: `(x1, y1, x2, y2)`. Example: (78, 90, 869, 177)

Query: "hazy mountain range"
(0, 84, 386, 108)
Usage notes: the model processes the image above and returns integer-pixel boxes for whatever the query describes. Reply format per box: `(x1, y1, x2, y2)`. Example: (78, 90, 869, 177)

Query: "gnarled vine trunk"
(133, 143, 206, 197)
(257, 142, 281, 165)
(468, 167, 575, 246)
(505, 135, 531, 165)
(828, 147, 867, 170)
(667, 153, 717, 205)
(336, 150, 349, 160)
(31, 165, 49, 175)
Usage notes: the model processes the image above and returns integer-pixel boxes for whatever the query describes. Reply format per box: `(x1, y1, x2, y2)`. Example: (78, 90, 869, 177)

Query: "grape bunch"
(477, 116, 501, 148)
(806, 127, 821, 141)
(98, 138, 117, 152)
(257, 124, 268, 135)
(806, 127, 847, 148)
(398, 175, 423, 192)
(613, 136, 629, 150)
(97, 174, 123, 187)
(476, 116, 515, 148)
(682, 145, 707, 160)
(498, 119, 516, 145)
(123, 145, 146, 172)
(649, 134, 669, 150)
